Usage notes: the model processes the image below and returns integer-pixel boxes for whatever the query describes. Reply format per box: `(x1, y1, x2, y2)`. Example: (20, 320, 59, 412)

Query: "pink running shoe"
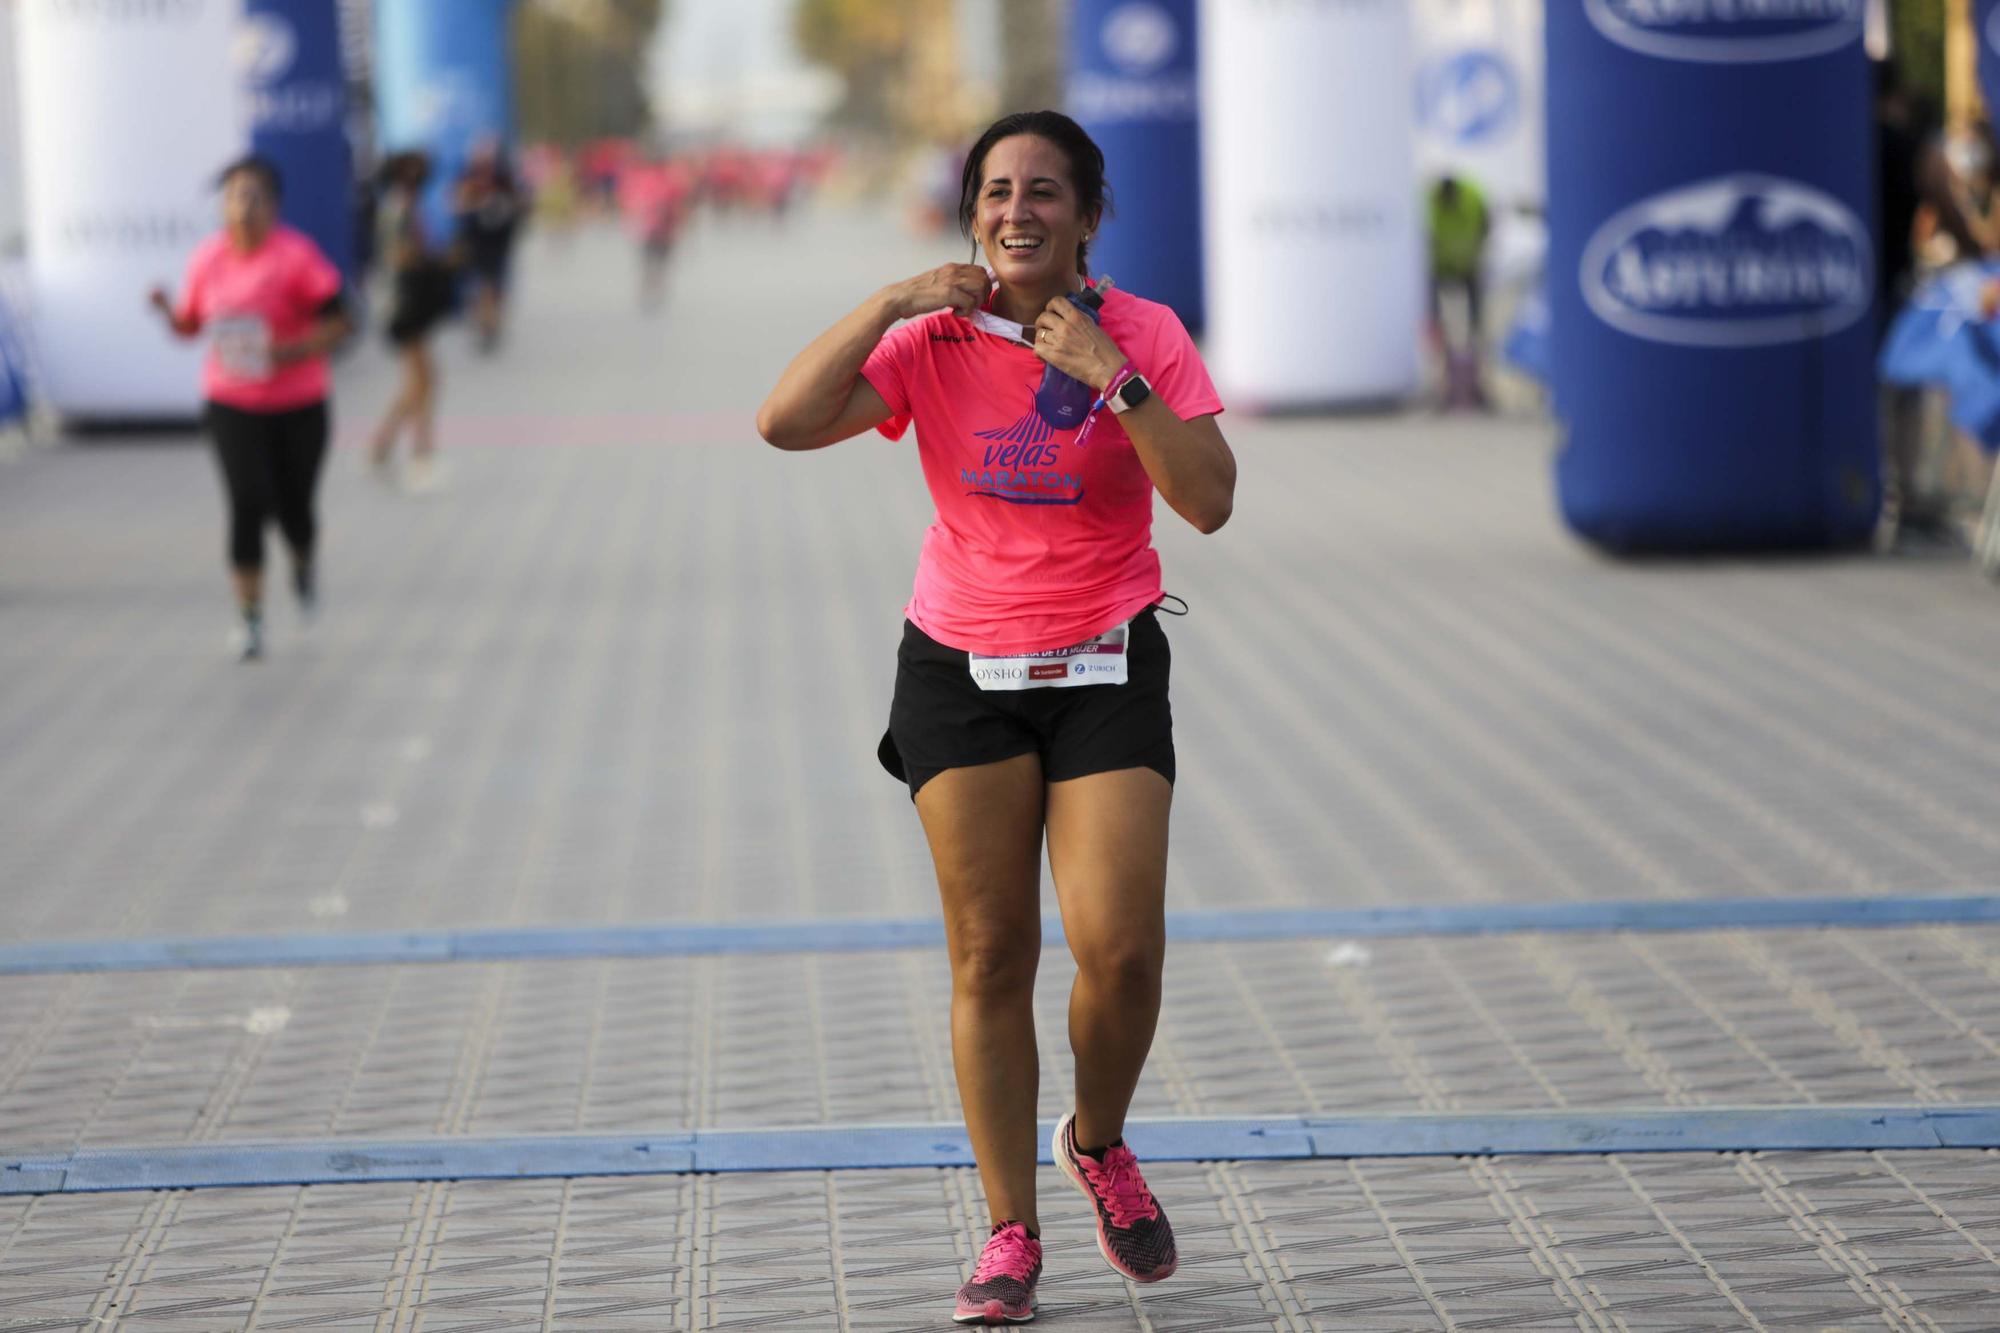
(953, 1221, 1042, 1325)
(1053, 1113, 1177, 1283)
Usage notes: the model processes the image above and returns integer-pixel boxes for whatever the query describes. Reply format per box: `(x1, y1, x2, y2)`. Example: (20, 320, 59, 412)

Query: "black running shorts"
(879, 609, 1175, 799)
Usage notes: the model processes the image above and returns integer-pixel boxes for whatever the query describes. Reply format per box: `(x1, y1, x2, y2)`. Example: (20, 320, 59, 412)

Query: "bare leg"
(229, 566, 263, 611)
(1465, 276, 1490, 410)
(474, 285, 501, 349)
(369, 354, 414, 462)
(914, 752, 1047, 1232)
(229, 563, 265, 657)
(1045, 767, 1171, 1151)
(408, 342, 437, 459)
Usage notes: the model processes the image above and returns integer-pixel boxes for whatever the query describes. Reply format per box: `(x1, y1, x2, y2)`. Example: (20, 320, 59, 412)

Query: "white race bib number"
(211, 314, 273, 380)
(968, 620, 1130, 691)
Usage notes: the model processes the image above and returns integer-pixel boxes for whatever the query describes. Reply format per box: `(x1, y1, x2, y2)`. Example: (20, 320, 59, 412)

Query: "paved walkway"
(4, 208, 2000, 1329)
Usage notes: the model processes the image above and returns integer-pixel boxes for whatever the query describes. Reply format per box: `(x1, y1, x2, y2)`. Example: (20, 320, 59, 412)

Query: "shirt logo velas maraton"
(962, 400, 1086, 505)
(960, 437, 1084, 507)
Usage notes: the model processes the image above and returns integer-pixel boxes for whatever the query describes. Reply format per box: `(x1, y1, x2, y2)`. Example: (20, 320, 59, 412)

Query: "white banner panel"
(1413, 0, 1544, 209)
(1200, 0, 1421, 406)
(19, 0, 248, 418)
(0, 11, 23, 254)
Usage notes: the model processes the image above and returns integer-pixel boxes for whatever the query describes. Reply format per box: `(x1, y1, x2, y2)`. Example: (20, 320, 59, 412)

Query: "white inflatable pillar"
(1200, 0, 1421, 408)
(18, 0, 248, 419)
(1, 11, 25, 254)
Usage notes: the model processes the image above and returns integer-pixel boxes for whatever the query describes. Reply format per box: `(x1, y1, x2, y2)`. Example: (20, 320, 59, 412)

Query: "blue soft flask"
(1032, 283, 1107, 429)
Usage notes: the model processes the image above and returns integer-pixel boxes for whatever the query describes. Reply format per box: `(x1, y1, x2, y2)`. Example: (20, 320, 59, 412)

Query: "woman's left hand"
(1032, 296, 1126, 392)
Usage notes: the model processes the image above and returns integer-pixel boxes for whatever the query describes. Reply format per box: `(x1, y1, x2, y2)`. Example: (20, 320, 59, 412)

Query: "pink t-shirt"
(175, 225, 342, 412)
(861, 288, 1223, 655)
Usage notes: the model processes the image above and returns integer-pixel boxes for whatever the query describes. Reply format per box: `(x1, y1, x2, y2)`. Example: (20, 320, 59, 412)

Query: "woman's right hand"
(883, 263, 989, 321)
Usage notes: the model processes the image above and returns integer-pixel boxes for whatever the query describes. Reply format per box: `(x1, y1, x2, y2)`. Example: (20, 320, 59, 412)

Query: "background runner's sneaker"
(230, 614, 264, 663)
(1053, 1113, 1178, 1283)
(954, 1221, 1041, 1325)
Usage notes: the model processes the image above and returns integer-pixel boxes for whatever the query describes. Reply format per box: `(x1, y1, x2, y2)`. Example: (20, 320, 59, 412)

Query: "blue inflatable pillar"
(243, 0, 354, 281)
(0, 305, 25, 429)
(1547, 6, 1879, 551)
(375, 0, 515, 231)
(1976, 1, 2000, 113)
(1068, 0, 1203, 332)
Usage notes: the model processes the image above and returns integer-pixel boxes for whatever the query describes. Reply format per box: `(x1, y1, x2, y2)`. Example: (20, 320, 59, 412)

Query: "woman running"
(150, 155, 350, 661)
(368, 151, 451, 492)
(757, 110, 1235, 1325)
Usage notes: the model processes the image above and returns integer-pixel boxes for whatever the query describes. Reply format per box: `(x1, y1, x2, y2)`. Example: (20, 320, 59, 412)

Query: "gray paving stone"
(7, 1151, 2000, 1326)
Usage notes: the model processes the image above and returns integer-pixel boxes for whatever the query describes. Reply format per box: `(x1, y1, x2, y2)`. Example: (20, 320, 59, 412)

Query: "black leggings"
(206, 400, 329, 571)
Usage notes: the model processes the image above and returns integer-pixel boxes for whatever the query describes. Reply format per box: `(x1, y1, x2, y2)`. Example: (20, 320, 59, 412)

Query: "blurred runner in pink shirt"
(150, 155, 350, 662)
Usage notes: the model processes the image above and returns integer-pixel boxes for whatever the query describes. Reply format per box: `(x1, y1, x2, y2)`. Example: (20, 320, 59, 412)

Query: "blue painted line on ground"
(3, 893, 1997, 976)
(7, 1106, 1997, 1195)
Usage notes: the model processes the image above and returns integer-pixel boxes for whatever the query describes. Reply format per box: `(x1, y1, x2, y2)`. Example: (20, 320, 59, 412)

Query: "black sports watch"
(1107, 372, 1151, 415)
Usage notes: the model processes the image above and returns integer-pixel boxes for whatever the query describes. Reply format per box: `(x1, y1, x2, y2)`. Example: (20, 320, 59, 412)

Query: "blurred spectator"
(353, 159, 381, 286)
(1876, 64, 1989, 540)
(453, 140, 528, 353)
(907, 137, 964, 238)
(706, 143, 751, 212)
(1877, 67, 1981, 318)
(621, 154, 696, 313)
(521, 144, 578, 246)
(580, 137, 633, 212)
(1428, 173, 1491, 411)
(754, 149, 804, 218)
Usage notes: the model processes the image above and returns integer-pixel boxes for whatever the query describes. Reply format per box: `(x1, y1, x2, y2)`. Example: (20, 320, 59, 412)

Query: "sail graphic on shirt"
(974, 411, 1058, 446)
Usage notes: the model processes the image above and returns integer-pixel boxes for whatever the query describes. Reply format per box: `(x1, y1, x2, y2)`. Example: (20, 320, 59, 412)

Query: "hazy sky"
(652, 0, 810, 122)
(650, 0, 1001, 138)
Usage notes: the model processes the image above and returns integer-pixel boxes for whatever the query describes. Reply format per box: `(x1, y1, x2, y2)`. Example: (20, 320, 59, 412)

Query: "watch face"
(1119, 376, 1151, 409)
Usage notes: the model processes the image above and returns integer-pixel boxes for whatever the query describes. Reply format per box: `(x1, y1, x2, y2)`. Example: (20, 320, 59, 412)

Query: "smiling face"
(973, 134, 1099, 290)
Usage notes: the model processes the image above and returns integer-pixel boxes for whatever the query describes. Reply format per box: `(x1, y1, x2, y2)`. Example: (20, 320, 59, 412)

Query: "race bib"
(968, 620, 1130, 691)
(211, 314, 273, 380)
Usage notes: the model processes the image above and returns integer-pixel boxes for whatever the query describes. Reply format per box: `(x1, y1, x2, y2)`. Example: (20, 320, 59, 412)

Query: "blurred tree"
(1892, 0, 1947, 110)
(795, 0, 1066, 144)
(795, 0, 913, 136)
(515, 0, 667, 145)
(998, 0, 1066, 114)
